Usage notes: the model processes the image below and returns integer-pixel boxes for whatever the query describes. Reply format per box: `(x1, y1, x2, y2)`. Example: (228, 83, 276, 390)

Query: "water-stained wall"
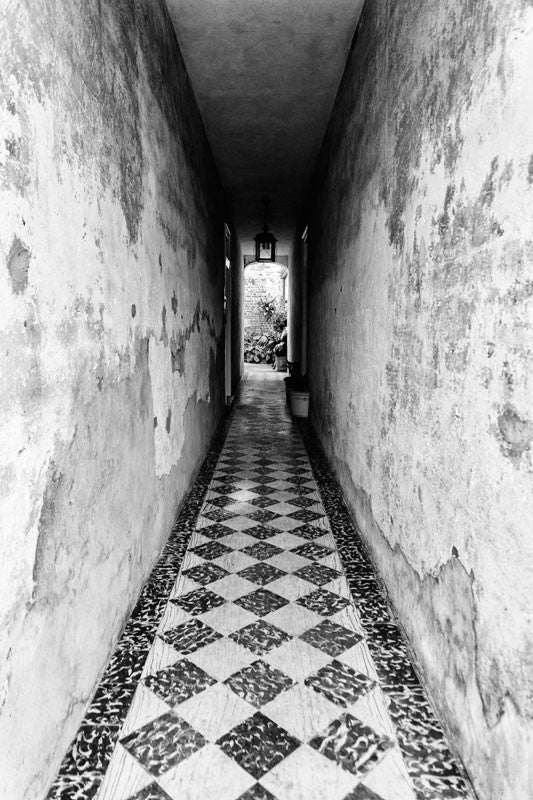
(0, 1, 227, 797)
(306, 1, 533, 798)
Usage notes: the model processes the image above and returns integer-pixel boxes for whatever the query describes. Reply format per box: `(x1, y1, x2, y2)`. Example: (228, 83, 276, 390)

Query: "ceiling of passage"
(165, 0, 364, 255)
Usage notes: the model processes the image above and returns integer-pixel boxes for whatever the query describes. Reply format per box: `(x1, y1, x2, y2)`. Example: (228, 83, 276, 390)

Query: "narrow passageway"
(48, 367, 472, 800)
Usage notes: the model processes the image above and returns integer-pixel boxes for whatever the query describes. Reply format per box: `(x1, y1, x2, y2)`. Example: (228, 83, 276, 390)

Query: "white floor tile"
(263, 637, 331, 682)
(261, 744, 357, 800)
(187, 637, 255, 681)
(200, 603, 258, 634)
(362, 746, 417, 800)
(263, 683, 341, 742)
(264, 603, 324, 637)
(159, 744, 254, 800)
(267, 574, 316, 601)
(97, 744, 153, 800)
(176, 682, 256, 741)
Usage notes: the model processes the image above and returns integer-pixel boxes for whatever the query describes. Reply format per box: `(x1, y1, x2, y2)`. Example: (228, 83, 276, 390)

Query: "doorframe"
(224, 223, 232, 404)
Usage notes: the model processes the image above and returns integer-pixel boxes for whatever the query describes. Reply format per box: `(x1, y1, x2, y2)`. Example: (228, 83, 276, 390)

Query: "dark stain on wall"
(7, 236, 31, 294)
(528, 154, 533, 185)
(170, 332, 185, 374)
(497, 404, 533, 461)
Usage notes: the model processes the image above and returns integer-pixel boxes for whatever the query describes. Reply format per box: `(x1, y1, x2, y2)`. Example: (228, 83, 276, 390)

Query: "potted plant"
(285, 372, 309, 417)
(273, 327, 287, 372)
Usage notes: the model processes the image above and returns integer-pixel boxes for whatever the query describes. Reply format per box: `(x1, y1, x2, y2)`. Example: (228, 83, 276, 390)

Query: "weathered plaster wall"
(307, 2, 533, 798)
(0, 1, 226, 797)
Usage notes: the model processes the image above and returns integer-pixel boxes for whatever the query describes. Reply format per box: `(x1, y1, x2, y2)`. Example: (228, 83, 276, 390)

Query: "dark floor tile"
(244, 525, 279, 540)
(211, 483, 240, 495)
(342, 785, 385, 799)
(217, 712, 300, 779)
(171, 588, 226, 616)
(248, 488, 277, 499)
(224, 659, 294, 707)
(236, 783, 279, 800)
(240, 542, 284, 561)
(305, 660, 376, 707)
(299, 619, 363, 657)
(207, 494, 237, 508)
(143, 659, 216, 706)
(296, 588, 350, 616)
(230, 620, 291, 656)
(288, 524, 327, 541)
(234, 588, 289, 617)
(288, 509, 325, 523)
(121, 712, 205, 777)
(203, 508, 236, 522)
(182, 563, 229, 585)
(293, 563, 342, 586)
(291, 542, 334, 560)
(159, 619, 222, 654)
(249, 496, 278, 508)
(288, 496, 318, 508)
(309, 713, 392, 778)
(189, 541, 232, 561)
(238, 563, 287, 586)
(126, 782, 173, 800)
(197, 522, 235, 540)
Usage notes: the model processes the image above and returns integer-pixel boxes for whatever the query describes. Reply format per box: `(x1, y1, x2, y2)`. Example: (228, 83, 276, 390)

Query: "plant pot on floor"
(285, 375, 310, 417)
(275, 355, 287, 372)
(289, 389, 309, 417)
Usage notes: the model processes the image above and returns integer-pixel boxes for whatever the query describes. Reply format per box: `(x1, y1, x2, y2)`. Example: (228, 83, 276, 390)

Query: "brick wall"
(244, 262, 287, 329)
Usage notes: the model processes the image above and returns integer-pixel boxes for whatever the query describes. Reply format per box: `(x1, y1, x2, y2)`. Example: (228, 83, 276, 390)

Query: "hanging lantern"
(254, 200, 277, 262)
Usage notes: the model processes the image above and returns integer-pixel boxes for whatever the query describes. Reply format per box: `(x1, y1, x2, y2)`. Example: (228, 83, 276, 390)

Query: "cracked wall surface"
(306, 1, 533, 798)
(0, 1, 226, 797)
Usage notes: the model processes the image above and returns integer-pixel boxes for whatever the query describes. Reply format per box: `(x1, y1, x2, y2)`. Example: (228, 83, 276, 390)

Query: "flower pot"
(275, 355, 287, 372)
(289, 389, 309, 418)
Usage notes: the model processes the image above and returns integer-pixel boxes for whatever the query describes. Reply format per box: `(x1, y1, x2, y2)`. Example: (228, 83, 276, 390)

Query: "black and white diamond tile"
(120, 712, 206, 777)
(308, 713, 393, 778)
(47, 368, 473, 800)
(305, 660, 376, 707)
(300, 619, 363, 657)
(171, 588, 226, 616)
(159, 619, 223, 654)
(217, 712, 300, 779)
(240, 542, 284, 561)
(294, 563, 343, 585)
(182, 562, 229, 585)
(238, 563, 287, 586)
(234, 588, 289, 617)
(142, 660, 216, 707)
(230, 620, 291, 656)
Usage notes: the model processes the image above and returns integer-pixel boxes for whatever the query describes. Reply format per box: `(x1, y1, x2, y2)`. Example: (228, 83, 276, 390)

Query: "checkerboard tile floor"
(47, 366, 473, 800)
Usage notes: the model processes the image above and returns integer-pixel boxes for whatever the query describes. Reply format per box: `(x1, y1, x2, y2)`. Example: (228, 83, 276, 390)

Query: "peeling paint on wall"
(0, 1, 226, 797)
(307, 1, 533, 798)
